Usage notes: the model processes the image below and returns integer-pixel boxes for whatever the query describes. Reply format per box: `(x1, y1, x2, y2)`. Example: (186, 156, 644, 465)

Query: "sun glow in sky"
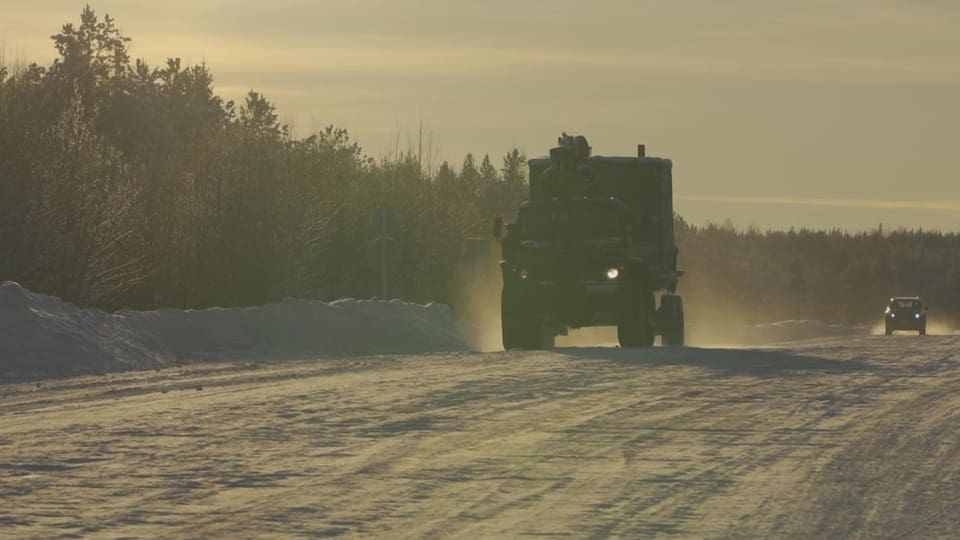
(3, 0, 959, 231)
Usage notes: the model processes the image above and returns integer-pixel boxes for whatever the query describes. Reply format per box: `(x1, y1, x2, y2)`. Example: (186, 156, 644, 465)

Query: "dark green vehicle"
(496, 135, 684, 349)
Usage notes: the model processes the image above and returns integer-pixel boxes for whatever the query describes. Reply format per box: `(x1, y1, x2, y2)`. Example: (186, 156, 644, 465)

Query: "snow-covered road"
(3, 335, 958, 538)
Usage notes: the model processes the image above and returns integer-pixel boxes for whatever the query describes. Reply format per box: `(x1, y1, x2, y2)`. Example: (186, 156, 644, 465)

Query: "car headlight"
(606, 268, 620, 280)
(890, 313, 895, 318)
(915, 313, 921, 319)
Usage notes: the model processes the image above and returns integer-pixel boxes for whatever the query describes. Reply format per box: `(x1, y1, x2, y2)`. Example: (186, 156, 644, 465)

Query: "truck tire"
(501, 288, 549, 350)
(659, 294, 685, 347)
(501, 288, 525, 349)
(618, 291, 655, 348)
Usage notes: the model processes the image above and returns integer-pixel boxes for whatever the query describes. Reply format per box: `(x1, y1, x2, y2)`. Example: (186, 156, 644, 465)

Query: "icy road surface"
(2, 335, 959, 538)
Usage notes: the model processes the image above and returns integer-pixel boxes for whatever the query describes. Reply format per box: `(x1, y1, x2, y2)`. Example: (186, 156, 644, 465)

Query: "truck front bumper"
(517, 280, 623, 327)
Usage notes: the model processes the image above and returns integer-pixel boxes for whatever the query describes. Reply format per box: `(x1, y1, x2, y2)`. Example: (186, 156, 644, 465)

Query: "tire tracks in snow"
(1, 337, 958, 538)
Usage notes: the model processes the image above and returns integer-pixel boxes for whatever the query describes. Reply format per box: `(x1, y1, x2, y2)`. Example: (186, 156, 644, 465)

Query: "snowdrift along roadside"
(740, 319, 871, 344)
(0, 281, 469, 380)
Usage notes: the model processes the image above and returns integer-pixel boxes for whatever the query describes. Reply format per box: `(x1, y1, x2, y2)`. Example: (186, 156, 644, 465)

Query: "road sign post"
(367, 204, 400, 299)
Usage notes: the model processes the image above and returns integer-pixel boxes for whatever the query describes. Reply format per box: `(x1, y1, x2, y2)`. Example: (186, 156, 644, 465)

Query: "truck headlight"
(606, 268, 620, 280)
(915, 313, 921, 319)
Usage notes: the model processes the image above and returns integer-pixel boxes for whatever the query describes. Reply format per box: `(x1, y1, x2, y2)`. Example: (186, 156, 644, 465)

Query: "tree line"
(677, 220, 960, 326)
(0, 7, 526, 310)
(2, 7, 958, 327)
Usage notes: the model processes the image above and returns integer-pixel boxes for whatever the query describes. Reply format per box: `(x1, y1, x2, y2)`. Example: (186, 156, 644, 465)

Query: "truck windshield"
(519, 201, 626, 242)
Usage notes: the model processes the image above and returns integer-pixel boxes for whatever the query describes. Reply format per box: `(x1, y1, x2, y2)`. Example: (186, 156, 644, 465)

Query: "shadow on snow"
(554, 345, 873, 377)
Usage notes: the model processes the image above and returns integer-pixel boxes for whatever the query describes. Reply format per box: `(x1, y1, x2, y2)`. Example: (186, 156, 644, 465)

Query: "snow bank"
(0, 281, 469, 380)
(741, 319, 871, 344)
(0, 282, 156, 378)
(686, 318, 872, 346)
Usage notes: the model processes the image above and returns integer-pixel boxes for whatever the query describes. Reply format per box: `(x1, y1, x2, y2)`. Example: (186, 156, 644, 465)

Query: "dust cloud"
(451, 238, 504, 351)
(452, 273, 502, 352)
(454, 256, 956, 349)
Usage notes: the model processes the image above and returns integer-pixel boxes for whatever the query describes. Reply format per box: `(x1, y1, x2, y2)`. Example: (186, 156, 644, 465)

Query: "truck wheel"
(515, 312, 551, 349)
(660, 294, 685, 347)
(501, 288, 524, 349)
(501, 289, 548, 350)
(618, 291, 655, 348)
(540, 327, 556, 349)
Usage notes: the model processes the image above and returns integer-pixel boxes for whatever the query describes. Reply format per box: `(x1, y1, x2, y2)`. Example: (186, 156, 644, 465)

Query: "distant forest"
(2, 7, 958, 326)
(677, 221, 960, 327)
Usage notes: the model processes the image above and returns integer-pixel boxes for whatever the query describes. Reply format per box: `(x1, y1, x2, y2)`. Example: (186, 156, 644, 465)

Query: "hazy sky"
(3, 1, 959, 231)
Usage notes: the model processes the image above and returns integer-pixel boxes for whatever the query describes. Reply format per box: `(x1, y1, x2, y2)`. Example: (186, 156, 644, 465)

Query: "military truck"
(495, 134, 684, 349)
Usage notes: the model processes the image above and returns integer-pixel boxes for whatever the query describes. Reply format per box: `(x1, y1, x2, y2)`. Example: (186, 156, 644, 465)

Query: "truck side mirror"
(493, 216, 504, 239)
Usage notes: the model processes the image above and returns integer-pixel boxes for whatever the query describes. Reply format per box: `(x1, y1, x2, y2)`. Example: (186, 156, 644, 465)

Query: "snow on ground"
(5, 334, 960, 537)
(562, 319, 874, 348)
(0, 281, 468, 380)
(6, 283, 960, 536)
(2, 280, 932, 380)
(739, 319, 871, 343)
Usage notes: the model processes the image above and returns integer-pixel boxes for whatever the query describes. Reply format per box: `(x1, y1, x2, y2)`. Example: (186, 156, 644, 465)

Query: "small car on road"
(884, 296, 927, 335)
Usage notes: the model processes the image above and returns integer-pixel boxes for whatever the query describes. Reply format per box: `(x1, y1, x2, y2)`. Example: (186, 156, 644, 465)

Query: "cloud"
(5, 0, 959, 232)
(7, 1, 960, 86)
(677, 195, 960, 212)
